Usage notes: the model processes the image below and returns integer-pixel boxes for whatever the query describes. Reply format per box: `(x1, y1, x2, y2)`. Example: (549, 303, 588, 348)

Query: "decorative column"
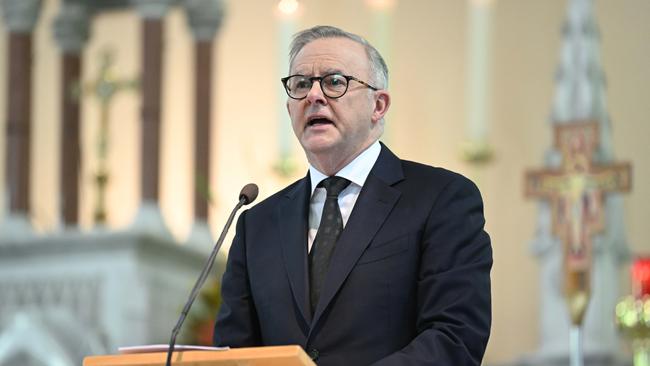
(184, 0, 224, 246)
(131, 0, 173, 236)
(0, 0, 42, 242)
(52, 2, 90, 228)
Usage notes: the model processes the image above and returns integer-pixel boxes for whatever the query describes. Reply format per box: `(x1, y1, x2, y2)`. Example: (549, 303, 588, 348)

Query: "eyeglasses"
(281, 73, 378, 100)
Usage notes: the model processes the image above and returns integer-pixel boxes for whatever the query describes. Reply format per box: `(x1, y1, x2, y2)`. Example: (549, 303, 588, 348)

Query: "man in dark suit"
(214, 25, 492, 366)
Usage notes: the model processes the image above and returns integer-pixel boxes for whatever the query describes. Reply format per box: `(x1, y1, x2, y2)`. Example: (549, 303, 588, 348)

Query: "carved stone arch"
(0, 309, 107, 366)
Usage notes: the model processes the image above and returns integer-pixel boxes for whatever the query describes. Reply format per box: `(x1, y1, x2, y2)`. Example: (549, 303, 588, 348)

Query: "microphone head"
(239, 183, 259, 205)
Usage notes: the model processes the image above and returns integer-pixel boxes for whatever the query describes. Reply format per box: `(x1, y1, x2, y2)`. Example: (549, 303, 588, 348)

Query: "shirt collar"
(309, 140, 381, 196)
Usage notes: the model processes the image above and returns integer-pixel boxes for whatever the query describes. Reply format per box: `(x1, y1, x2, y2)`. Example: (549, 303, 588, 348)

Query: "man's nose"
(305, 81, 327, 104)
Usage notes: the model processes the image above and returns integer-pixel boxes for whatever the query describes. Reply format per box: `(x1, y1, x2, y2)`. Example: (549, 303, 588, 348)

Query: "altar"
(0, 230, 222, 366)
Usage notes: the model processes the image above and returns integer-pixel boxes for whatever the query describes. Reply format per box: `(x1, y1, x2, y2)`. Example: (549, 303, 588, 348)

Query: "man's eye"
(294, 79, 311, 89)
(325, 75, 346, 87)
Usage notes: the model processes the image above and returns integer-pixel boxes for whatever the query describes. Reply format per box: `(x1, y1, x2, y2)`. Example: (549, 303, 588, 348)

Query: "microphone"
(165, 183, 259, 366)
(239, 183, 259, 205)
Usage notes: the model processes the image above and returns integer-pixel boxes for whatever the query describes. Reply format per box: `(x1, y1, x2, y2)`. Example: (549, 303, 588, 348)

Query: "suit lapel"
(279, 176, 312, 325)
(310, 144, 405, 328)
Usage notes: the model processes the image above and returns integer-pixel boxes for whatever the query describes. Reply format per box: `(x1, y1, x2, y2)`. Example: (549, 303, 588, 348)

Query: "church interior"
(0, 0, 648, 365)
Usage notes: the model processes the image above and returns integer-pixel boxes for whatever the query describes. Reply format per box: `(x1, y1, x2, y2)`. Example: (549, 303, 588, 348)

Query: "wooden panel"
(140, 18, 163, 202)
(5, 32, 33, 214)
(83, 345, 315, 366)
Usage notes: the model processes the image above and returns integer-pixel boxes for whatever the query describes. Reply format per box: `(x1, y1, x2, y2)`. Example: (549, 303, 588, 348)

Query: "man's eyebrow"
(291, 68, 345, 76)
(322, 68, 344, 75)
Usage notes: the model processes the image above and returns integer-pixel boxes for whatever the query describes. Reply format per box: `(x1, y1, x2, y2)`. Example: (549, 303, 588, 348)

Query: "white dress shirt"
(307, 140, 381, 252)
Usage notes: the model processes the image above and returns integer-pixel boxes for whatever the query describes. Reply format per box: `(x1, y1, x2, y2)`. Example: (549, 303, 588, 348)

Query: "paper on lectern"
(118, 344, 229, 354)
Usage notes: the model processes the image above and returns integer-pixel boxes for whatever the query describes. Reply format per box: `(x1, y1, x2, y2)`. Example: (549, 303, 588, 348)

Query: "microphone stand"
(164, 194, 250, 366)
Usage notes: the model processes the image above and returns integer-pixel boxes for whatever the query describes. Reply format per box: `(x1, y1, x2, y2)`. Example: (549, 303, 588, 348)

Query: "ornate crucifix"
(84, 49, 138, 225)
(525, 121, 632, 326)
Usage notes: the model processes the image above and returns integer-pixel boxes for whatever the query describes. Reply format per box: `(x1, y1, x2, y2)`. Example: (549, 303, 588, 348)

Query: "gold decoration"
(616, 296, 650, 366)
(461, 139, 494, 165)
(84, 48, 139, 225)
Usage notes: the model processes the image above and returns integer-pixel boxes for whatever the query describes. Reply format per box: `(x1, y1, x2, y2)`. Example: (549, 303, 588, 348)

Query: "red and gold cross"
(525, 121, 632, 325)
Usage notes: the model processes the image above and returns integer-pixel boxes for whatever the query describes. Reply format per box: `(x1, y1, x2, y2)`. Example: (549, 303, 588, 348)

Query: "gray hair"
(289, 25, 389, 89)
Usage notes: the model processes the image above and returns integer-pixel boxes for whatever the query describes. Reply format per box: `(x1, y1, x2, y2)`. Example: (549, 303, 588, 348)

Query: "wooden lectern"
(83, 345, 316, 366)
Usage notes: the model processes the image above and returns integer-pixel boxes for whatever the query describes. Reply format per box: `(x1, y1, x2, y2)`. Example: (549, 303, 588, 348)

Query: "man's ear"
(371, 90, 391, 123)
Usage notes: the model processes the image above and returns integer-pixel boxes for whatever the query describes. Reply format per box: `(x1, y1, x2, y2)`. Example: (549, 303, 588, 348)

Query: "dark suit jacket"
(214, 144, 492, 366)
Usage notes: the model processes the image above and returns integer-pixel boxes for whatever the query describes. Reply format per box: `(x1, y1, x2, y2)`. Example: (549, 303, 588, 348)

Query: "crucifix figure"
(525, 121, 631, 365)
(84, 49, 138, 226)
(526, 121, 631, 324)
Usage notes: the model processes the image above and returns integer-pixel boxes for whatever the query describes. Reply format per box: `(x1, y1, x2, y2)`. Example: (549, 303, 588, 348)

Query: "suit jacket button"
(308, 348, 319, 360)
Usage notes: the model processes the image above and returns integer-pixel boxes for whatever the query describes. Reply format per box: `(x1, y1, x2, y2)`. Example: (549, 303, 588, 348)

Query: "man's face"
(287, 37, 390, 165)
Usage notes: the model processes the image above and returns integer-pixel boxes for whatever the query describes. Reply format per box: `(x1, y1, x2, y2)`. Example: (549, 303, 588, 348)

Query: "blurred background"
(0, 0, 648, 365)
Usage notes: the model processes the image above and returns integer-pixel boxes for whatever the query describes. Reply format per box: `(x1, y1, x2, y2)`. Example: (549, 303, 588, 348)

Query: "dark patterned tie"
(309, 176, 351, 315)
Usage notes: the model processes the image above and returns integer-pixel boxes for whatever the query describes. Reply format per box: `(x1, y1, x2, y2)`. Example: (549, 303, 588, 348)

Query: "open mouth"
(307, 117, 334, 127)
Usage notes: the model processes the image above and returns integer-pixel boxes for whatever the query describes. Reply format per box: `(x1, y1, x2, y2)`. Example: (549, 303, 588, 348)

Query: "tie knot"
(319, 176, 351, 197)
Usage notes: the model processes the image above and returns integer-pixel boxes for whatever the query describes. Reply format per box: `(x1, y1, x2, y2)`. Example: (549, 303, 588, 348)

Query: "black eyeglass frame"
(280, 73, 379, 100)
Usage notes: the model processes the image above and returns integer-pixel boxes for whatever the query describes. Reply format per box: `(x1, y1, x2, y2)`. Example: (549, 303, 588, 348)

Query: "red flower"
(632, 257, 650, 297)
(196, 318, 216, 346)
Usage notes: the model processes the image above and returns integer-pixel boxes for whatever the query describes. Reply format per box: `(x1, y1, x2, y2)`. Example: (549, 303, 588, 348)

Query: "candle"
(366, 0, 395, 142)
(276, 0, 300, 174)
(466, 0, 494, 141)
